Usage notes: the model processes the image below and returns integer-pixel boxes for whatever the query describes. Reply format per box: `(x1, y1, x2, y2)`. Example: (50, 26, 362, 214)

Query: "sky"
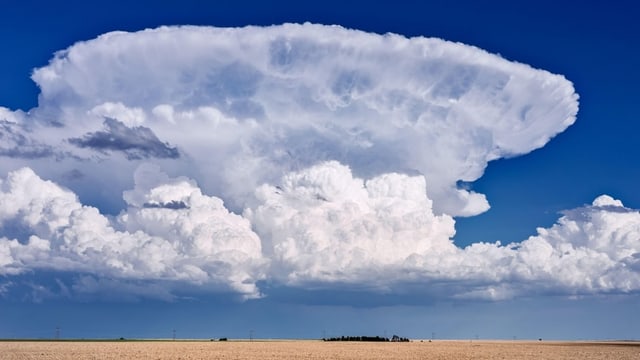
(0, 0, 639, 340)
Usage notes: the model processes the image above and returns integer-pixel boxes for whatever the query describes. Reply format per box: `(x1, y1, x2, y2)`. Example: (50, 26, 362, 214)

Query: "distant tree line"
(323, 335, 409, 342)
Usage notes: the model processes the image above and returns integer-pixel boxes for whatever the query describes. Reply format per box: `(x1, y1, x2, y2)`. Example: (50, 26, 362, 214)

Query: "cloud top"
(13, 23, 578, 216)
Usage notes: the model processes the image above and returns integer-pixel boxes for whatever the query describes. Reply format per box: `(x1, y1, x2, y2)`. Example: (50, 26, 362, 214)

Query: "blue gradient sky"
(0, 0, 639, 340)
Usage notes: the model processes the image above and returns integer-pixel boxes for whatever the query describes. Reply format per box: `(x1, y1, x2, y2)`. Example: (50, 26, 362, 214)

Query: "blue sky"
(0, 0, 639, 340)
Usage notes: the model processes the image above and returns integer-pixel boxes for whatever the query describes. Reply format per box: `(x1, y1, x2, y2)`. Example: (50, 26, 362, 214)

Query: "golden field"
(0, 340, 638, 360)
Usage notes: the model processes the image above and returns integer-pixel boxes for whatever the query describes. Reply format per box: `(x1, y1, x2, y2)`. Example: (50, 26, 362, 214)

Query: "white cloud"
(1, 23, 577, 217)
(248, 164, 640, 299)
(511, 195, 640, 293)
(118, 164, 267, 296)
(245, 161, 456, 286)
(89, 102, 146, 127)
(0, 167, 266, 299)
(443, 195, 640, 299)
(3, 24, 634, 302)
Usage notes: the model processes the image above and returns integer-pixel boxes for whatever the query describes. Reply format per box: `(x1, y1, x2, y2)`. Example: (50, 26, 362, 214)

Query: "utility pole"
(172, 329, 176, 341)
(55, 326, 60, 340)
(249, 329, 254, 342)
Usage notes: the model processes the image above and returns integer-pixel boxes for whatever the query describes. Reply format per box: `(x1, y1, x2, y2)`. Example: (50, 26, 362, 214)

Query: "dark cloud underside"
(68, 118, 179, 160)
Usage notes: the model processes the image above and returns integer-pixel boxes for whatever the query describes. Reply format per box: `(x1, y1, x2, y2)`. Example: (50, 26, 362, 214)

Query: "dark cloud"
(68, 118, 179, 160)
(0, 120, 54, 159)
(142, 200, 189, 210)
(61, 169, 85, 181)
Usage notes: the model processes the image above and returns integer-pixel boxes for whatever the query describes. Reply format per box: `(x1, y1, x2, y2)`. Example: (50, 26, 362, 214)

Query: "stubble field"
(1, 340, 638, 360)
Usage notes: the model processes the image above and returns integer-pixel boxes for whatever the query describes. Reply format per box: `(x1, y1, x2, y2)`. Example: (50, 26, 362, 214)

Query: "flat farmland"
(1, 340, 639, 360)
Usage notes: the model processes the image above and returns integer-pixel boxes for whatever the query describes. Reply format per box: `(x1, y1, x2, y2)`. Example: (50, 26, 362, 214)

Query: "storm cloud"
(4, 24, 634, 303)
(68, 118, 179, 160)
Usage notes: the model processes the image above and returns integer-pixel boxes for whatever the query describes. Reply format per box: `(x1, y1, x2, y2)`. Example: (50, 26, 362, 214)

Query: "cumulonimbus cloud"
(2, 23, 578, 216)
(2, 24, 636, 302)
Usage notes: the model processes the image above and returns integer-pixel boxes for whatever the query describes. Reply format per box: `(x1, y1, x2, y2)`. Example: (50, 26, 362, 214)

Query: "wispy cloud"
(0, 120, 54, 159)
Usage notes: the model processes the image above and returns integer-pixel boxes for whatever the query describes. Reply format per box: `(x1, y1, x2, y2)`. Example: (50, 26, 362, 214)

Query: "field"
(1, 340, 639, 360)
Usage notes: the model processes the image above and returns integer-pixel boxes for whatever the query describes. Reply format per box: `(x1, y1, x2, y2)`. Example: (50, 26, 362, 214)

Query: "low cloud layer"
(2, 24, 634, 302)
(248, 163, 640, 299)
(0, 167, 265, 299)
(1, 166, 638, 301)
